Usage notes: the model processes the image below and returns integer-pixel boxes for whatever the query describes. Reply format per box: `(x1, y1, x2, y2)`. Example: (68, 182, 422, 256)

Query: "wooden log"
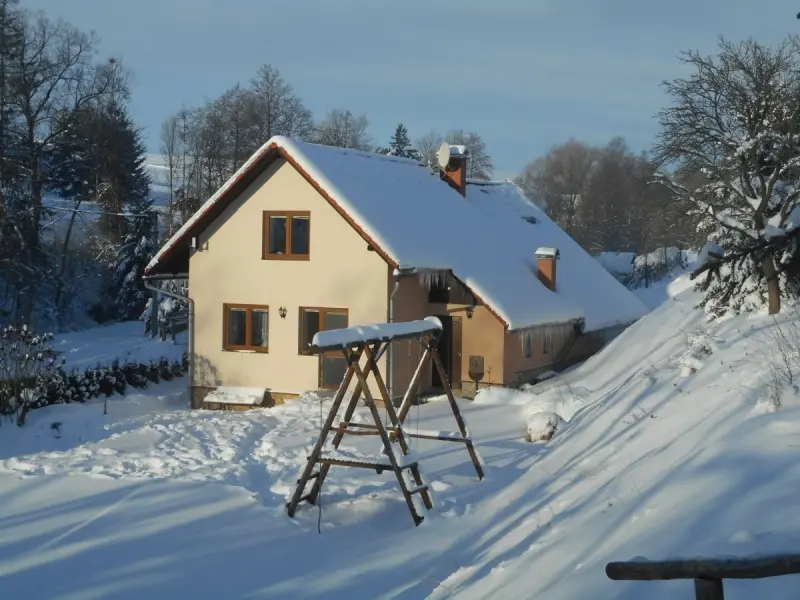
(606, 555, 800, 581)
(310, 317, 442, 354)
(330, 426, 381, 437)
(316, 456, 394, 470)
(342, 422, 471, 443)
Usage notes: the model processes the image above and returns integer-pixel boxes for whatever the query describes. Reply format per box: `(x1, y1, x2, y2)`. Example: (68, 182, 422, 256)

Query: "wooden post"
(330, 341, 382, 449)
(396, 341, 432, 424)
(694, 578, 724, 600)
(429, 335, 484, 480)
(287, 346, 362, 516)
(347, 351, 426, 525)
(363, 344, 410, 455)
(606, 555, 800, 599)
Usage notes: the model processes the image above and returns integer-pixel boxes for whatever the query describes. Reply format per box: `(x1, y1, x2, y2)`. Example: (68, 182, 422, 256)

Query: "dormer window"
(263, 211, 310, 260)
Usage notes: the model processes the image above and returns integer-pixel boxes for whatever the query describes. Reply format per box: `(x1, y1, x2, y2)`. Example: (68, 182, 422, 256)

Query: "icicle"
(416, 268, 450, 290)
(512, 321, 579, 353)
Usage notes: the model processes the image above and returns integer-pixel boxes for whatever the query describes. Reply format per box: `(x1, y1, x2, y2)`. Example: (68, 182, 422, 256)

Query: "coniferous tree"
(96, 101, 151, 245)
(88, 101, 155, 321)
(109, 194, 156, 321)
(377, 123, 421, 160)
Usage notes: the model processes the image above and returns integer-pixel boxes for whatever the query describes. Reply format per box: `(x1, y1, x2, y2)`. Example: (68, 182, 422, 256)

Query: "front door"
(432, 315, 462, 389)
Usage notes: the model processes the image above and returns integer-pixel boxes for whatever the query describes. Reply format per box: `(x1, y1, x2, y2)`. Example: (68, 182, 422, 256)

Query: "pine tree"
(96, 101, 151, 245)
(108, 190, 156, 321)
(95, 102, 155, 321)
(376, 123, 422, 160)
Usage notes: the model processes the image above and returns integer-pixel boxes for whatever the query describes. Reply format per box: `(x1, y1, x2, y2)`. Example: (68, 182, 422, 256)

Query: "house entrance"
(431, 315, 462, 389)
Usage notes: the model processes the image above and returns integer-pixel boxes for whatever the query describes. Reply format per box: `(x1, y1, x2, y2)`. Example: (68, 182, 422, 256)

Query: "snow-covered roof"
(147, 137, 643, 332)
(464, 180, 648, 331)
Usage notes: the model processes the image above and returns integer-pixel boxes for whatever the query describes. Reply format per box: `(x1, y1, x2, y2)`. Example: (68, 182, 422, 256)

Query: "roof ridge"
(281, 137, 423, 167)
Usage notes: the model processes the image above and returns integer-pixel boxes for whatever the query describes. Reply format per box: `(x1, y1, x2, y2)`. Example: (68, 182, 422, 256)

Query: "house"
(144, 137, 648, 408)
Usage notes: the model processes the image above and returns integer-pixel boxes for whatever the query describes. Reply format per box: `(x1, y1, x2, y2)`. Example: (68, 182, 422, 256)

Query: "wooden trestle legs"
(286, 318, 484, 527)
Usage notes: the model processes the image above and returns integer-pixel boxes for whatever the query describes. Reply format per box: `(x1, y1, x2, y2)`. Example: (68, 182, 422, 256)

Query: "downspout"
(388, 267, 417, 405)
(143, 273, 193, 404)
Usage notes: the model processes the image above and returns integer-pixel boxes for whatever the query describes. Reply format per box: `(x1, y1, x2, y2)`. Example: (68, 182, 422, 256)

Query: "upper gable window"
(263, 211, 310, 260)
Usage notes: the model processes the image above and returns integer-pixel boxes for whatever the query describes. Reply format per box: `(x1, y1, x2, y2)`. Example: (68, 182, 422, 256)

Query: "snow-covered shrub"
(525, 412, 564, 443)
(141, 279, 188, 338)
(761, 312, 800, 409)
(675, 323, 716, 376)
(0, 323, 61, 425)
(12, 352, 190, 425)
(598, 248, 689, 290)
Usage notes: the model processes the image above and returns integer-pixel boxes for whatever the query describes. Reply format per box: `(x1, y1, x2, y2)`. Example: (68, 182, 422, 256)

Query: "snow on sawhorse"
(286, 316, 484, 527)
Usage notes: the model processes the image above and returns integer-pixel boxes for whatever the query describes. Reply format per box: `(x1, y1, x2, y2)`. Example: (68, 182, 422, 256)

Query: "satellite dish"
(437, 142, 452, 169)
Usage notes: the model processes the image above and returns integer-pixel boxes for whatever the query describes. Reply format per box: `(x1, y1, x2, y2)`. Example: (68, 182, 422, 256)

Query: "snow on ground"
(52, 320, 186, 369)
(631, 265, 697, 311)
(597, 248, 699, 312)
(2, 275, 800, 599)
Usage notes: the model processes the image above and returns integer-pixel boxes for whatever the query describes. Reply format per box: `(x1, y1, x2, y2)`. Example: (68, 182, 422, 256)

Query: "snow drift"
(1, 274, 800, 599)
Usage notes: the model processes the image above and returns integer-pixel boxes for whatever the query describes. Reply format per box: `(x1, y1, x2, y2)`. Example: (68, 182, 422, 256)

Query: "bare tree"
(516, 139, 596, 234)
(314, 108, 371, 150)
(414, 129, 494, 179)
(219, 83, 248, 170)
(654, 36, 800, 316)
(446, 129, 494, 180)
(4, 9, 121, 318)
(246, 64, 313, 147)
(160, 114, 179, 237)
(415, 130, 444, 168)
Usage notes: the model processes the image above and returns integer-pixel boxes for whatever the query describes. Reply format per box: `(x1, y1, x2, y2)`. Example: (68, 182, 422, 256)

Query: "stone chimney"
(535, 247, 560, 291)
(438, 144, 468, 197)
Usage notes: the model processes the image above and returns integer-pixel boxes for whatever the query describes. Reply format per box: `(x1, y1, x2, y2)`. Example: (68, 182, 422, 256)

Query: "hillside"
(1, 275, 799, 599)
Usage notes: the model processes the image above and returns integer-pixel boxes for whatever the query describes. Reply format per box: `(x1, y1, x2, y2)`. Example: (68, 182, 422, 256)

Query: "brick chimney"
(438, 143, 467, 197)
(535, 247, 560, 291)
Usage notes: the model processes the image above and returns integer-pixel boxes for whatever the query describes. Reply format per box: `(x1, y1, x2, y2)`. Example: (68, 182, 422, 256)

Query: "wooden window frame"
(523, 334, 533, 358)
(263, 210, 311, 260)
(298, 307, 349, 356)
(223, 303, 270, 353)
(298, 307, 349, 390)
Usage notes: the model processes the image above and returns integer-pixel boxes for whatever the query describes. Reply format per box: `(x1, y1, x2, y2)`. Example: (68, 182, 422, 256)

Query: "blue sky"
(23, 0, 799, 178)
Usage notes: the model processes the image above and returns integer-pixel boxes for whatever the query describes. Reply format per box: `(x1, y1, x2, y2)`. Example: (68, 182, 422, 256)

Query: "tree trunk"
(763, 256, 781, 315)
(54, 199, 81, 313)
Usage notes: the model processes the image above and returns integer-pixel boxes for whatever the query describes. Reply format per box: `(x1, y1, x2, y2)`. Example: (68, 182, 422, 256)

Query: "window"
(263, 211, 310, 260)
(543, 332, 550, 354)
(299, 307, 349, 389)
(523, 334, 533, 358)
(223, 304, 269, 352)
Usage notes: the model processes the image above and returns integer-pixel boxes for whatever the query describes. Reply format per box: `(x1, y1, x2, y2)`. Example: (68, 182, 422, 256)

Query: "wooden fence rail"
(606, 555, 800, 599)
